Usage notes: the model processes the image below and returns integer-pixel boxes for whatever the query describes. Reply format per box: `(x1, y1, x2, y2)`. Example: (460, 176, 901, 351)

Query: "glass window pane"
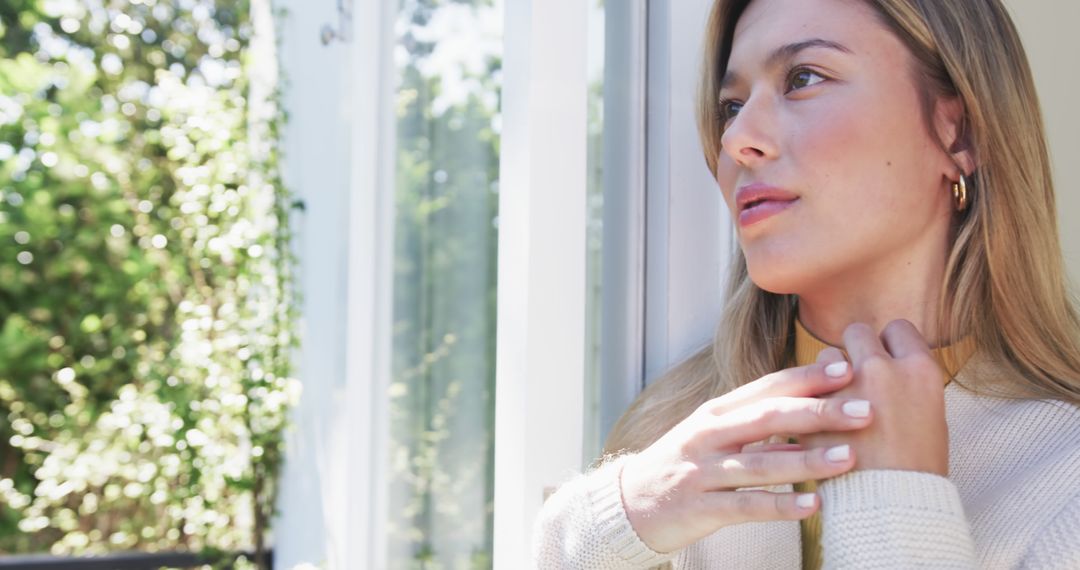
(387, 1, 503, 567)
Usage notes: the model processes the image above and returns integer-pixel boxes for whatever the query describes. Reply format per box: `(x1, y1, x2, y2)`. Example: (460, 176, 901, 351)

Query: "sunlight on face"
(714, 0, 958, 296)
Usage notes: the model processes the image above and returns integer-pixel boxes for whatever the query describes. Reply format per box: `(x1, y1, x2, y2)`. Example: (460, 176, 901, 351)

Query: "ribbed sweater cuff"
(819, 470, 976, 568)
(821, 469, 966, 513)
(586, 457, 677, 567)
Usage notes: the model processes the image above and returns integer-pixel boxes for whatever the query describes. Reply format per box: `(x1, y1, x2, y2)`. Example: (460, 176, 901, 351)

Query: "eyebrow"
(720, 38, 853, 89)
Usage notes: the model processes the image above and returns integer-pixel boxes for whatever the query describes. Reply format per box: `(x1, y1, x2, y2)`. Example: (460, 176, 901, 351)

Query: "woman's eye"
(788, 69, 826, 92)
(719, 99, 743, 121)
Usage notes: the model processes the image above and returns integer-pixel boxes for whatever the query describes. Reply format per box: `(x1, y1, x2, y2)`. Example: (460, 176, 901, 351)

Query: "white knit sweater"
(533, 354, 1080, 568)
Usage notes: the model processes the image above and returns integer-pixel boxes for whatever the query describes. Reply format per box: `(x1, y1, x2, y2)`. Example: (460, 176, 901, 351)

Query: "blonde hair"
(605, 0, 1080, 455)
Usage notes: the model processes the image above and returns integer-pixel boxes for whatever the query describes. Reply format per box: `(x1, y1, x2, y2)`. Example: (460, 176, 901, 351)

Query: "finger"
(709, 361, 853, 415)
(709, 446, 856, 489)
(815, 346, 847, 365)
(708, 396, 873, 448)
(879, 319, 931, 359)
(814, 347, 851, 379)
(703, 490, 819, 525)
(842, 322, 890, 366)
(740, 442, 804, 453)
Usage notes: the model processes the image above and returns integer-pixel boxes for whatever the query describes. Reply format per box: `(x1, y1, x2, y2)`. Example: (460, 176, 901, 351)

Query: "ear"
(933, 95, 976, 177)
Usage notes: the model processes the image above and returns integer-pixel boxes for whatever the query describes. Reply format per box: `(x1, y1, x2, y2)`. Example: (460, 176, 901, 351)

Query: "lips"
(735, 184, 800, 227)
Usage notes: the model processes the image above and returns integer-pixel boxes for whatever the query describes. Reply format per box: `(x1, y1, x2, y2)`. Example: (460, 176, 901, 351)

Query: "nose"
(718, 92, 780, 168)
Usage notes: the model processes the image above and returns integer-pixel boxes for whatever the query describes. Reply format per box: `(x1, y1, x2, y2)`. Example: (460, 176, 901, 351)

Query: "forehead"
(729, 0, 894, 66)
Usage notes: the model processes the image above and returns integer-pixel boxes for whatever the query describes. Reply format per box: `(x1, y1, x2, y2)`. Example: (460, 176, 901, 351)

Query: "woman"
(534, 0, 1080, 568)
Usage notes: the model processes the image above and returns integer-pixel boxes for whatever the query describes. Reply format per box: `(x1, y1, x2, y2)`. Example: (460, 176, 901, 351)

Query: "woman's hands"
(802, 320, 949, 475)
(618, 319, 950, 554)
(619, 361, 873, 554)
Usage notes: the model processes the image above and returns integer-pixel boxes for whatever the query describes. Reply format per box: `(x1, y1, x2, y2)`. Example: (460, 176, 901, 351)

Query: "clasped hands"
(620, 320, 949, 554)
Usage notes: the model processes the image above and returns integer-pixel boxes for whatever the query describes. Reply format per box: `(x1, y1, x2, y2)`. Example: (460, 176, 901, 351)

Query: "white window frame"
(492, 0, 590, 565)
(346, 0, 397, 567)
(274, 0, 396, 568)
(644, 0, 734, 386)
(276, 0, 734, 565)
(590, 0, 735, 453)
(494, 0, 733, 563)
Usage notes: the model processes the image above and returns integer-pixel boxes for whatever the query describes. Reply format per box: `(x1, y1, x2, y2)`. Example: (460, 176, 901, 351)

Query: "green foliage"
(0, 0, 295, 565)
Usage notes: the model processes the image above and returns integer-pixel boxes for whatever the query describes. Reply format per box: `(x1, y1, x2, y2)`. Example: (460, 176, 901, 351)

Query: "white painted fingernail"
(825, 445, 851, 463)
(825, 361, 849, 378)
(842, 400, 871, 418)
(796, 493, 816, 509)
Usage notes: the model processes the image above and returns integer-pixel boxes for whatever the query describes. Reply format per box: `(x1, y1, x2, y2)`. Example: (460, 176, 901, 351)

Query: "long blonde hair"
(605, 0, 1080, 455)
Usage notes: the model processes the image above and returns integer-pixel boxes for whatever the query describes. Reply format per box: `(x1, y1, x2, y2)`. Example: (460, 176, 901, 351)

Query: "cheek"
(715, 159, 739, 212)
(792, 103, 876, 189)
(795, 96, 938, 215)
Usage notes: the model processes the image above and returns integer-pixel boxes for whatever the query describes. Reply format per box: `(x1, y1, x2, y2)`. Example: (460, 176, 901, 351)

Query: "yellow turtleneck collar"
(793, 319, 977, 381)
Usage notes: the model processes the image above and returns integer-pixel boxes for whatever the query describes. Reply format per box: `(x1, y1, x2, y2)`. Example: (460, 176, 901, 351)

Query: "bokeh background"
(1, 0, 295, 567)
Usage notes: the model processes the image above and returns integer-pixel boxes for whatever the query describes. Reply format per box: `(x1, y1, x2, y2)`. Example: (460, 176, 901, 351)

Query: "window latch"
(320, 0, 353, 45)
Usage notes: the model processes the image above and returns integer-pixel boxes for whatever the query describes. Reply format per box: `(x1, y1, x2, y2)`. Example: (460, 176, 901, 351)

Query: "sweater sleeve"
(818, 470, 977, 569)
(1019, 490, 1080, 568)
(532, 454, 677, 569)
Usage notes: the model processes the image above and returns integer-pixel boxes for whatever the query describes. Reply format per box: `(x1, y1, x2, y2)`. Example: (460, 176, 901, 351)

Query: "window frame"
(491, 0, 590, 565)
(493, 0, 734, 563)
(276, 0, 734, 566)
(346, 0, 397, 567)
(274, 0, 397, 568)
(591, 0, 649, 462)
(644, 0, 734, 387)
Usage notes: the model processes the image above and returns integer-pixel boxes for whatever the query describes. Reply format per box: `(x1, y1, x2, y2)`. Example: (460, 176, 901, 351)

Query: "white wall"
(1005, 1, 1080, 290)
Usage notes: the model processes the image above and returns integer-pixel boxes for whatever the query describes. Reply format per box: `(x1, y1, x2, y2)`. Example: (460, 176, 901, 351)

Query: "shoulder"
(947, 352, 1080, 441)
(946, 354, 1080, 500)
(940, 356, 1080, 567)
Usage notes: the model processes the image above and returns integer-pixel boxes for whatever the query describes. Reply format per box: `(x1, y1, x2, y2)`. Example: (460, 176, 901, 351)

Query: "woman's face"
(715, 0, 962, 295)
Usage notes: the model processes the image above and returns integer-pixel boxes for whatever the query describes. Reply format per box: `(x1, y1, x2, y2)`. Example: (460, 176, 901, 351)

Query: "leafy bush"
(0, 1, 295, 565)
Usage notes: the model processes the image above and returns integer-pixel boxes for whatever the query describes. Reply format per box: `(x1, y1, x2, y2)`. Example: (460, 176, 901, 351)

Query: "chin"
(743, 251, 807, 296)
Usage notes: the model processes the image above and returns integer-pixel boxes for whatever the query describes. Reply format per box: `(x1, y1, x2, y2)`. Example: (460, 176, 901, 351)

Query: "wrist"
(855, 451, 948, 476)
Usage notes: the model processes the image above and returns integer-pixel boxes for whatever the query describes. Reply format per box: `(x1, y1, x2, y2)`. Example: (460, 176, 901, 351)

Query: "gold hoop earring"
(952, 174, 969, 212)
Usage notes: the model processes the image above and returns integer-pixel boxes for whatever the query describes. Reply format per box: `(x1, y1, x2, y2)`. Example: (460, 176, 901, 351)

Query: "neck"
(796, 246, 950, 348)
